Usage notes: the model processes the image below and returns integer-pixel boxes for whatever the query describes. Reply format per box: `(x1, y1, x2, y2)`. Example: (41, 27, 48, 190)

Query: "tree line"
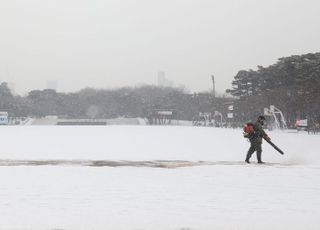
(226, 52, 320, 127)
(0, 83, 218, 121)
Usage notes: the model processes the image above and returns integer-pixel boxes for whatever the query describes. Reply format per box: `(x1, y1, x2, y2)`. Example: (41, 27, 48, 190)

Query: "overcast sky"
(0, 0, 319, 95)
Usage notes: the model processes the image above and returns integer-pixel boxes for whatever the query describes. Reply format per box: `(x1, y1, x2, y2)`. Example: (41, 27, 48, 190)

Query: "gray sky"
(0, 0, 319, 95)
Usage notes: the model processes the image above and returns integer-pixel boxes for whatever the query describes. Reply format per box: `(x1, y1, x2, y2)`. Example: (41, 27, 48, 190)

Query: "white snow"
(0, 126, 319, 230)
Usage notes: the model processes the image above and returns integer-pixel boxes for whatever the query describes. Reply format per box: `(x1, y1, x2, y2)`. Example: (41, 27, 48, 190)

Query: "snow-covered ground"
(0, 126, 319, 230)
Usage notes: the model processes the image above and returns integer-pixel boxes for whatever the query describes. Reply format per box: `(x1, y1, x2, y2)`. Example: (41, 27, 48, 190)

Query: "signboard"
(264, 108, 271, 116)
(295, 119, 308, 127)
(227, 113, 233, 119)
(157, 111, 173, 116)
(228, 105, 233, 111)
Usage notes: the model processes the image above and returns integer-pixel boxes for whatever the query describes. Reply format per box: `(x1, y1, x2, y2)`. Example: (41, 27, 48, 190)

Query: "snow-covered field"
(0, 126, 320, 230)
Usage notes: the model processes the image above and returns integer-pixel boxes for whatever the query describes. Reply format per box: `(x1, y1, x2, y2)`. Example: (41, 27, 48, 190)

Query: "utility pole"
(211, 75, 215, 98)
(211, 75, 217, 126)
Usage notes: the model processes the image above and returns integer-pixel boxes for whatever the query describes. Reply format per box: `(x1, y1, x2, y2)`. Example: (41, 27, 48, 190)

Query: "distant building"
(8, 82, 16, 95)
(157, 72, 173, 87)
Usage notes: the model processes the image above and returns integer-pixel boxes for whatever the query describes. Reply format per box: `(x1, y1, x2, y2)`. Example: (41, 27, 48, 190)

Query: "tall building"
(8, 82, 16, 95)
(157, 72, 173, 87)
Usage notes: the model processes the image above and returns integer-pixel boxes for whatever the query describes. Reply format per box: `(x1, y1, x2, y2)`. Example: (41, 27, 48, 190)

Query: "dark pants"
(246, 141, 262, 162)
